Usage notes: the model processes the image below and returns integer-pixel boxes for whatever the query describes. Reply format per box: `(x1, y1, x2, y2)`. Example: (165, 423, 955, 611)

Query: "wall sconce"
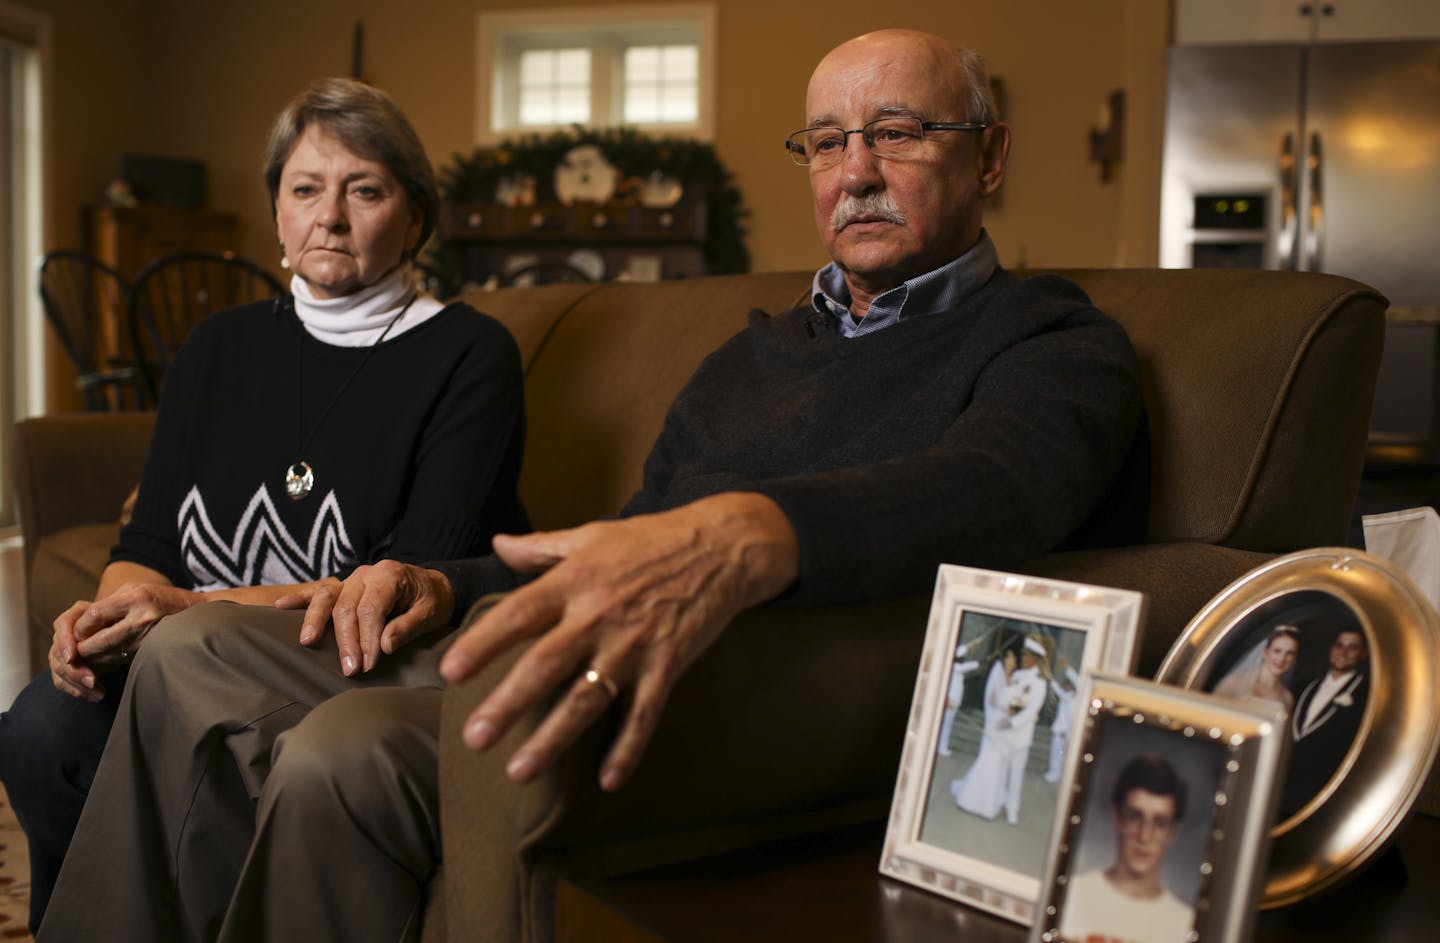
(1089, 89, 1125, 183)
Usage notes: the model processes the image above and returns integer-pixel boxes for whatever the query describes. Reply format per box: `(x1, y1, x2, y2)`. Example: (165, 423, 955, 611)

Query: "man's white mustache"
(832, 194, 907, 231)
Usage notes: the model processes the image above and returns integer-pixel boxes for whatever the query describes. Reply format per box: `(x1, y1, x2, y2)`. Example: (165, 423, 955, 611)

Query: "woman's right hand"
(51, 582, 201, 701)
(50, 600, 103, 701)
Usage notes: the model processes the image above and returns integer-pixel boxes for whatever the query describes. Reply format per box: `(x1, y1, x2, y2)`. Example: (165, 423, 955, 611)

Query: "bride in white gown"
(950, 649, 1015, 817)
(1212, 624, 1300, 710)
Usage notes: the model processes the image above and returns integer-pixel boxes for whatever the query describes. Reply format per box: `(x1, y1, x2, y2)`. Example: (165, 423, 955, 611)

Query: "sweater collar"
(811, 230, 1000, 339)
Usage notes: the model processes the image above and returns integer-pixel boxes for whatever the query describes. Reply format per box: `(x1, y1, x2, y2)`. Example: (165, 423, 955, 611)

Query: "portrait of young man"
(1059, 737, 1220, 943)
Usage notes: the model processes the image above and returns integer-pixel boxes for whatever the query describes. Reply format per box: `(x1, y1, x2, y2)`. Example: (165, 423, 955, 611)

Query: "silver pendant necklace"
(284, 461, 316, 500)
(286, 292, 416, 500)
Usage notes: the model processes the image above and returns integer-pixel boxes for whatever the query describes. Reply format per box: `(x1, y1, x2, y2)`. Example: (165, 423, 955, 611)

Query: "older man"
(43, 29, 1146, 943)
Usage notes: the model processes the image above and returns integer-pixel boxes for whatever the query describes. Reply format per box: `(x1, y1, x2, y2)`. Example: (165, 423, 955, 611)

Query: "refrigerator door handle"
(1304, 131, 1324, 272)
(1278, 132, 1299, 270)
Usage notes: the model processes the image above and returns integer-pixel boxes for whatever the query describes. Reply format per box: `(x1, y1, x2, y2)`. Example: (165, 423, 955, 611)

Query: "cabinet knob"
(592, 213, 609, 228)
(659, 212, 675, 229)
(466, 212, 483, 229)
(530, 213, 546, 229)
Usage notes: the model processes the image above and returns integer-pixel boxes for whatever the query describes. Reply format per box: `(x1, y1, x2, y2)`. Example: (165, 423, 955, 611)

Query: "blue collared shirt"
(810, 230, 1000, 338)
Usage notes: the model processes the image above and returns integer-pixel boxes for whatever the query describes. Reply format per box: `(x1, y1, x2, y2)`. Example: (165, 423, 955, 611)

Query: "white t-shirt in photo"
(1059, 869, 1194, 943)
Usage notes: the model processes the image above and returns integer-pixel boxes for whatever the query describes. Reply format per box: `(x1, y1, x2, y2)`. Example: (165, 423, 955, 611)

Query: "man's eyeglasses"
(785, 116, 990, 168)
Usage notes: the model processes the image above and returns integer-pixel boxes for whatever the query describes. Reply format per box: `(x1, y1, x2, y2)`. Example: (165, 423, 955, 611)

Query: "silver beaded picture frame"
(1030, 674, 1288, 943)
(880, 565, 1143, 925)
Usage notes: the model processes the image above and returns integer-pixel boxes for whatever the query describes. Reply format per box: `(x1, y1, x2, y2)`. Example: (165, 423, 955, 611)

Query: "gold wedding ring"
(583, 667, 620, 700)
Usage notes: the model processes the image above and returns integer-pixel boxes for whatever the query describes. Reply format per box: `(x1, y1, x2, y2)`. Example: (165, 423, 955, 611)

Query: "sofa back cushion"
(465, 268, 1385, 552)
(467, 273, 810, 530)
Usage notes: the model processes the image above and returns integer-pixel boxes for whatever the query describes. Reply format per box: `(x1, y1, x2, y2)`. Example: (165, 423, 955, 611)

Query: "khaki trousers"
(39, 601, 452, 943)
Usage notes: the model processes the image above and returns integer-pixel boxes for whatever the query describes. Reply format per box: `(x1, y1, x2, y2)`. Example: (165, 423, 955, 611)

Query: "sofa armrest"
(15, 412, 156, 676)
(14, 411, 156, 581)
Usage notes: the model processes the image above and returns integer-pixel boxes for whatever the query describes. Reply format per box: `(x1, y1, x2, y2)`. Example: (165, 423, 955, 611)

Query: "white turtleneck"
(291, 265, 446, 347)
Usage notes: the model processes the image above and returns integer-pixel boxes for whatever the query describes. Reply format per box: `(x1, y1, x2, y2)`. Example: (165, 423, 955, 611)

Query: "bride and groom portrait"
(949, 634, 1049, 826)
(918, 613, 1084, 876)
(1202, 592, 1371, 821)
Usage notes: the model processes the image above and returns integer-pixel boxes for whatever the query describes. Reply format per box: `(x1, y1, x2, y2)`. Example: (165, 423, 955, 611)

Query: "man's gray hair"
(956, 48, 998, 124)
(263, 77, 439, 254)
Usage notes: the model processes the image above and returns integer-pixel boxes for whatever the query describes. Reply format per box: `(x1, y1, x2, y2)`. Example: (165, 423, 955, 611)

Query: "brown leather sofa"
(14, 268, 1386, 942)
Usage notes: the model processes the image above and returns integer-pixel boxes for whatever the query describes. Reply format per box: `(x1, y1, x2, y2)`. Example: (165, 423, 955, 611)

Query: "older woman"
(1, 77, 525, 934)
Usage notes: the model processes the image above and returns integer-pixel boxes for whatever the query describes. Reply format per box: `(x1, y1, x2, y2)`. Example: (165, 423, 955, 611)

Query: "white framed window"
(476, 3, 716, 143)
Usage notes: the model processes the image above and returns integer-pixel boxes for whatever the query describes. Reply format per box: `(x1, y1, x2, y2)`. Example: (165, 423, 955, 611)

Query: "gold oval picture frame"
(1155, 547, 1440, 907)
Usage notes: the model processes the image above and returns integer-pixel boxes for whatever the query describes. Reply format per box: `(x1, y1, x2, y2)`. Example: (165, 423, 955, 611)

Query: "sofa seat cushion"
(28, 523, 117, 630)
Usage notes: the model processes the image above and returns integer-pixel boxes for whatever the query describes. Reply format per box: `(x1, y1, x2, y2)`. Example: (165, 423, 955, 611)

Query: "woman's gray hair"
(263, 77, 439, 254)
(955, 47, 998, 125)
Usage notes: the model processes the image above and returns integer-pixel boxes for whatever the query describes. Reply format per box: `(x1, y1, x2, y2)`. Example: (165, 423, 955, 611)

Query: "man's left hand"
(439, 492, 798, 792)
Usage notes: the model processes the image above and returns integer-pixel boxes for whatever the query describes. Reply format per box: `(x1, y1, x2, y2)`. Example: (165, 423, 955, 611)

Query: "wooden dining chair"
(128, 250, 284, 404)
(36, 249, 146, 411)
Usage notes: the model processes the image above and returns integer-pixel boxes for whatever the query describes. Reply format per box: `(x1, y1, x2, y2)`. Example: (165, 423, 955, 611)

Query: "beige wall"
(28, 0, 1170, 343)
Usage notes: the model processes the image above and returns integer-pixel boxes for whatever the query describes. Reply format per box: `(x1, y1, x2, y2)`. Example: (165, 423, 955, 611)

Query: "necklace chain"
(285, 292, 416, 500)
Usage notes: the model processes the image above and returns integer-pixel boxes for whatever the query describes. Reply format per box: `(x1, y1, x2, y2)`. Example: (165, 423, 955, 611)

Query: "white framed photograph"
(1155, 547, 1440, 907)
(1032, 674, 1288, 943)
(879, 565, 1144, 925)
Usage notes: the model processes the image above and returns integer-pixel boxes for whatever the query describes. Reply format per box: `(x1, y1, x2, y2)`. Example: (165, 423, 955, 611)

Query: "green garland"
(433, 127, 749, 279)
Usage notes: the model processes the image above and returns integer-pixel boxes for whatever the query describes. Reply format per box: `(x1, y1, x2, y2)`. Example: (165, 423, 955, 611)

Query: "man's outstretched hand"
(439, 492, 799, 792)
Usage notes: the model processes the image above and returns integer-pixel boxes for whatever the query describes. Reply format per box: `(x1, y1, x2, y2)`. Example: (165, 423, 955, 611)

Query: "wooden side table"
(557, 814, 1437, 942)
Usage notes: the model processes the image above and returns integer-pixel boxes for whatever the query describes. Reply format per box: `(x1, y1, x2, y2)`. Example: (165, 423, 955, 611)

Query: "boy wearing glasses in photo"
(1060, 753, 1196, 943)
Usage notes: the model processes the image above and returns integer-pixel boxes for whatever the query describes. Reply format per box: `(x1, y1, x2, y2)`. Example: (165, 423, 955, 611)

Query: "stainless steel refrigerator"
(1159, 41, 1440, 443)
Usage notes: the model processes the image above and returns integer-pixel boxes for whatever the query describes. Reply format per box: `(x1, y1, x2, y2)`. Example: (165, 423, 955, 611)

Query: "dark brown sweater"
(438, 269, 1147, 613)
